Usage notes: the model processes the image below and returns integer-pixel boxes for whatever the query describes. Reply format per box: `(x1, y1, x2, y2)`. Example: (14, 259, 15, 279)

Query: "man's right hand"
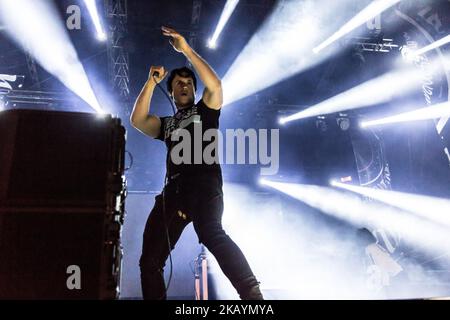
(149, 66, 168, 84)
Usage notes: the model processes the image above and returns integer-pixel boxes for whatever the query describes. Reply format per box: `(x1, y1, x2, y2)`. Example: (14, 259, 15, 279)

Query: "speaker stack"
(0, 109, 126, 299)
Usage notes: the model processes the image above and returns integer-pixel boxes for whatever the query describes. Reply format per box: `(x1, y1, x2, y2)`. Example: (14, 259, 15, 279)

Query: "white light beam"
(222, 0, 358, 106)
(332, 181, 450, 228)
(313, 0, 402, 54)
(279, 67, 423, 124)
(262, 179, 450, 258)
(84, 0, 107, 41)
(208, 0, 239, 49)
(279, 55, 446, 125)
(0, 0, 104, 113)
(361, 102, 450, 128)
(413, 34, 450, 57)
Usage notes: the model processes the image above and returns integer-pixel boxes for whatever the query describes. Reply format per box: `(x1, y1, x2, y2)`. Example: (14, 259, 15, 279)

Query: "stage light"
(0, 0, 104, 113)
(207, 39, 217, 49)
(313, 0, 402, 54)
(222, 0, 359, 106)
(360, 102, 450, 128)
(329, 179, 338, 186)
(278, 117, 287, 125)
(208, 0, 239, 49)
(340, 176, 353, 183)
(413, 34, 450, 57)
(97, 31, 107, 42)
(96, 111, 108, 118)
(84, 0, 107, 42)
(337, 117, 350, 131)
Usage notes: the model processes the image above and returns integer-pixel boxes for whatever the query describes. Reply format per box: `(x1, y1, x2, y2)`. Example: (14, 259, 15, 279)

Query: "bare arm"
(162, 26, 223, 110)
(130, 66, 168, 138)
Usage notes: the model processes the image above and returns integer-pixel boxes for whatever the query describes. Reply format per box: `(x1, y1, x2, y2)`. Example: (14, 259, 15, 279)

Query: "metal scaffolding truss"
(208, 0, 274, 9)
(24, 53, 40, 90)
(0, 89, 80, 110)
(105, 0, 130, 103)
(187, 0, 202, 67)
(351, 36, 399, 53)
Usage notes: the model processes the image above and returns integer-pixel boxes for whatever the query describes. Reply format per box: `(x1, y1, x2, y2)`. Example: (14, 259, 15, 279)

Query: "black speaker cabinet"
(0, 109, 125, 207)
(0, 109, 126, 299)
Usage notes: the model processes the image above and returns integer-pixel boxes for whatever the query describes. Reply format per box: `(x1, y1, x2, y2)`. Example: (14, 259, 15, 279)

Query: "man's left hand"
(161, 26, 191, 53)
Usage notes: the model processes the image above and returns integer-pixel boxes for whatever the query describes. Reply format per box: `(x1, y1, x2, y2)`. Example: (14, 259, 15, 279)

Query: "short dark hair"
(166, 67, 197, 94)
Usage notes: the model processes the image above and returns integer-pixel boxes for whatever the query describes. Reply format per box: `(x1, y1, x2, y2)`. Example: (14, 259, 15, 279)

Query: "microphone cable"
(152, 72, 176, 299)
(153, 71, 177, 115)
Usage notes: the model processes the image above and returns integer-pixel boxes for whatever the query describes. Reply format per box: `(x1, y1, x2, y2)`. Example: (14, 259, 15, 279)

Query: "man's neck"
(176, 103, 194, 111)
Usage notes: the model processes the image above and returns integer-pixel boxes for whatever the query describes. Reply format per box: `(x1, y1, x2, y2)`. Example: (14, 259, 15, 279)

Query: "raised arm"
(162, 26, 223, 110)
(130, 66, 168, 138)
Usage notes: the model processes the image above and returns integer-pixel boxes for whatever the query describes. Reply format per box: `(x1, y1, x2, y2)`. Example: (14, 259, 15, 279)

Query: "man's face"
(171, 74, 195, 109)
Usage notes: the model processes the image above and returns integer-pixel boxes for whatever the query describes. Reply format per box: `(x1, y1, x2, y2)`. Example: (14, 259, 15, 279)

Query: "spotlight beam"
(208, 0, 239, 49)
(332, 181, 450, 228)
(279, 68, 422, 124)
(0, 0, 104, 113)
(361, 102, 450, 128)
(261, 179, 450, 258)
(414, 34, 450, 57)
(84, 0, 107, 41)
(313, 0, 402, 54)
(279, 54, 446, 124)
(222, 0, 359, 106)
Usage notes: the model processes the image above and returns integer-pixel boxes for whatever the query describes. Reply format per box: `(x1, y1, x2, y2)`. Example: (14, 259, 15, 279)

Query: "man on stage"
(130, 26, 263, 300)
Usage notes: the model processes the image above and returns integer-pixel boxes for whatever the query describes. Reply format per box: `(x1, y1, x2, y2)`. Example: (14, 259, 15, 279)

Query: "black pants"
(139, 172, 259, 300)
